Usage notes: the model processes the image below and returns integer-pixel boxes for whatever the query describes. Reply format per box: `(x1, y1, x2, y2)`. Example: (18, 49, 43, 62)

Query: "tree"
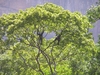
(95, 36, 100, 75)
(86, 0, 100, 75)
(0, 3, 95, 75)
(87, 0, 100, 23)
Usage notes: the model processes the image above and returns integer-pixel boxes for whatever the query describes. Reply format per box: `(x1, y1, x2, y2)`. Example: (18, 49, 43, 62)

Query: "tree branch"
(35, 50, 44, 75)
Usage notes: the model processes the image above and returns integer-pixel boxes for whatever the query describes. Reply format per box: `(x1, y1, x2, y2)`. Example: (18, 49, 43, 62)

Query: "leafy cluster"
(87, 0, 100, 23)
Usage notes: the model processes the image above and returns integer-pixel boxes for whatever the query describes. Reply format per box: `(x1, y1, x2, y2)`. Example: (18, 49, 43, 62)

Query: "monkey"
(37, 29, 44, 45)
(54, 31, 62, 45)
(56, 34, 61, 45)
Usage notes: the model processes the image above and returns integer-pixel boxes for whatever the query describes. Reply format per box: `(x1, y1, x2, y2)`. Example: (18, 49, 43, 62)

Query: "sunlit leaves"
(87, 5, 100, 23)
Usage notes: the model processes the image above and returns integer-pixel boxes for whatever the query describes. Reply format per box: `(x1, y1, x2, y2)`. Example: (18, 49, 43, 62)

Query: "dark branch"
(35, 50, 44, 75)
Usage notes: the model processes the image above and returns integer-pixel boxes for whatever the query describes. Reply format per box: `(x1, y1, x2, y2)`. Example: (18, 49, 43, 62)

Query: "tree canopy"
(0, 3, 96, 75)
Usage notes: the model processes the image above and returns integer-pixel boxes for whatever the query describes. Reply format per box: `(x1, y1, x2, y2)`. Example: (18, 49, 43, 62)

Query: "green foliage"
(87, 0, 100, 23)
(0, 3, 96, 75)
(86, 1, 100, 74)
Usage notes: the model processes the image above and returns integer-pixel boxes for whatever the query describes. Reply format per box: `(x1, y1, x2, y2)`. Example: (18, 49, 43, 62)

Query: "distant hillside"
(0, 0, 98, 15)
